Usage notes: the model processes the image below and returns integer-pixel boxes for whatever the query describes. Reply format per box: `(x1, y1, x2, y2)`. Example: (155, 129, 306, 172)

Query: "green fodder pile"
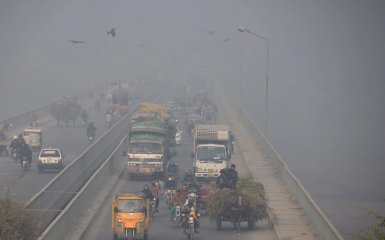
(207, 178, 268, 223)
(0, 198, 40, 240)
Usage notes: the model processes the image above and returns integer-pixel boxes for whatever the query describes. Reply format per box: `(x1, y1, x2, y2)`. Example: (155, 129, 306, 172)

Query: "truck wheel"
(113, 233, 118, 240)
(143, 232, 148, 240)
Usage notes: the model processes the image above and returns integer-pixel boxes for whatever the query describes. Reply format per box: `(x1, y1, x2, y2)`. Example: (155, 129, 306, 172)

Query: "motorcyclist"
(171, 189, 186, 207)
(94, 98, 101, 111)
(181, 198, 200, 233)
(81, 110, 88, 126)
(142, 184, 154, 200)
(86, 122, 96, 140)
(30, 114, 39, 127)
(20, 142, 32, 167)
(183, 170, 194, 183)
(149, 181, 160, 213)
(165, 175, 178, 190)
(16, 134, 26, 146)
(105, 110, 113, 127)
(9, 135, 22, 161)
(167, 161, 179, 176)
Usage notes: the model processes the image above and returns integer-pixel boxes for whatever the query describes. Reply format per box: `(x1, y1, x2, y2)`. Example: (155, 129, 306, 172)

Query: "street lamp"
(238, 26, 270, 160)
(223, 37, 243, 107)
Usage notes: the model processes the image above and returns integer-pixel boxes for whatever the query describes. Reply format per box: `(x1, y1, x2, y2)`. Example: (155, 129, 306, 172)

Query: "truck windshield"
(129, 142, 162, 154)
(196, 146, 226, 161)
(117, 199, 144, 213)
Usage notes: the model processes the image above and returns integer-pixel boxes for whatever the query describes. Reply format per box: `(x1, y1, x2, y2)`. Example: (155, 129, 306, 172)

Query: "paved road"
(81, 106, 278, 240)
(0, 93, 135, 203)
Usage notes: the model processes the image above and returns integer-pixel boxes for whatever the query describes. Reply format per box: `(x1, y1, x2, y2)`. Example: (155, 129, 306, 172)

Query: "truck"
(23, 127, 42, 151)
(126, 103, 176, 180)
(106, 82, 131, 116)
(192, 125, 232, 179)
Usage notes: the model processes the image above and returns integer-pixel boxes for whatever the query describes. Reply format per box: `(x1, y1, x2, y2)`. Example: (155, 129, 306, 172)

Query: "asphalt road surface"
(82, 109, 277, 240)
(0, 93, 138, 203)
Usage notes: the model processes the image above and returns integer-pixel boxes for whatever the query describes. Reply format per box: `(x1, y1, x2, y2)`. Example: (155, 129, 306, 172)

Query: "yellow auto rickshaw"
(112, 192, 150, 240)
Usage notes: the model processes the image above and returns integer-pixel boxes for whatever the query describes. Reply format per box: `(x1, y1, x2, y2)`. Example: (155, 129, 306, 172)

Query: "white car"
(38, 148, 64, 173)
(175, 128, 182, 145)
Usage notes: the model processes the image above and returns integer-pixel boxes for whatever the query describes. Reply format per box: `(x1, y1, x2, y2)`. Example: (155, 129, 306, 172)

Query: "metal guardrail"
(240, 106, 344, 240)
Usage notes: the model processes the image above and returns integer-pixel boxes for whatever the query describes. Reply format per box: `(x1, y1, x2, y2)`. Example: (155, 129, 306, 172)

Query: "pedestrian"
(228, 164, 238, 190)
(216, 169, 228, 189)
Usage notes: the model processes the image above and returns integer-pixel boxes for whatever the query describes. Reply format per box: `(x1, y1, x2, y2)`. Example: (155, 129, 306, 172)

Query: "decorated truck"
(106, 82, 131, 116)
(192, 125, 232, 180)
(126, 102, 176, 180)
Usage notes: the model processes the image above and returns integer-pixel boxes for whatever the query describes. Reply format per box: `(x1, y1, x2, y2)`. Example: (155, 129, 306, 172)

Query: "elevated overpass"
(0, 84, 343, 240)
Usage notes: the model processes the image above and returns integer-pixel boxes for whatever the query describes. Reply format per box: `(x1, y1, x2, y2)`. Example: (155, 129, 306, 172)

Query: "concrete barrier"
(37, 136, 127, 240)
(24, 104, 136, 230)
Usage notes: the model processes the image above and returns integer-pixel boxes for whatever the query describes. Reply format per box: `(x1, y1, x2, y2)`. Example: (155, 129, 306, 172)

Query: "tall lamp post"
(238, 26, 270, 160)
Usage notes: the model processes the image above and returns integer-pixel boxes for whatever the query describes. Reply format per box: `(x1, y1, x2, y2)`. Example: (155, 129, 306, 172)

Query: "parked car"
(38, 148, 64, 173)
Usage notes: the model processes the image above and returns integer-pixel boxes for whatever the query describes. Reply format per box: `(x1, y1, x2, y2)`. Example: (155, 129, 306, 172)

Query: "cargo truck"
(192, 125, 232, 179)
(126, 103, 176, 180)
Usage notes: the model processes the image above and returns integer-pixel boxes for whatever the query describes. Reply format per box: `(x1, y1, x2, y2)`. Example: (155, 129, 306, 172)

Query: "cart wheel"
(247, 220, 255, 230)
(216, 218, 222, 230)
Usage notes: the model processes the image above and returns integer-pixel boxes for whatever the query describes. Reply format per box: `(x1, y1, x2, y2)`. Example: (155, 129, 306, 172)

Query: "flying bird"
(204, 29, 217, 35)
(69, 40, 86, 44)
(107, 28, 116, 37)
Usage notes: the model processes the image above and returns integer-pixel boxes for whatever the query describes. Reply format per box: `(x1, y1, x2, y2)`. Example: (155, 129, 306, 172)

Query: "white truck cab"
(192, 125, 232, 179)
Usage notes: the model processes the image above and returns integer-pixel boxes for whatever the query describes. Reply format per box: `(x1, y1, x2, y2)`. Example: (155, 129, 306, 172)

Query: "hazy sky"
(1, 0, 385, 237)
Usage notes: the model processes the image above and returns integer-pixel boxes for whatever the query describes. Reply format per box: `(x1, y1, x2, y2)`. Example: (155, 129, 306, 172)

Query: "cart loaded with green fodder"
(207, 178, 269, 232)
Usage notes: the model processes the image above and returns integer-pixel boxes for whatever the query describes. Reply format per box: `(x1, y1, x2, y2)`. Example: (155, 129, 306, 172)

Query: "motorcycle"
(11, 149, 21, 163)
(165, 189, 175, 208)
(183, 211, 198, 239)
(150, 198, 157, 217)
(174, 205, 182, 228)
(21, 156, 30, 170)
